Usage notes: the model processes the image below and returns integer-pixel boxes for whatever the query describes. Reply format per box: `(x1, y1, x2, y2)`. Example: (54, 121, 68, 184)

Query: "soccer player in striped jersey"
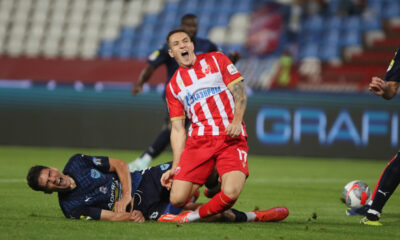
(157, 29, 259, 223)
(129, 14, 241, 171)
(360, 47, 400, 226)
(26, 154, 288, 222)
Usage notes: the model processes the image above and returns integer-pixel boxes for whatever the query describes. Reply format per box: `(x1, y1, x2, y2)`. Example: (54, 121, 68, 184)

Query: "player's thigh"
(216, 136, 249, 178)
(220, 171, 247, 199)
(170, 180, 200, 206)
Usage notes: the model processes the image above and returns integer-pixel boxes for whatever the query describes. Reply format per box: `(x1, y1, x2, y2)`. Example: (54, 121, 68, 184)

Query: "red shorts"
(173, 135, 249, 185)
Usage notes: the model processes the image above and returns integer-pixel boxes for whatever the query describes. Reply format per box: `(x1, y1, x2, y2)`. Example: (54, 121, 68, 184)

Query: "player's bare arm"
(131, 64, 156, 96)
(226, 80, 247, 137)
(100, 209, 145, 222)
(369, 76, 400, 100)
(161, 119, 186, 189)
(109, 157, 132, 213)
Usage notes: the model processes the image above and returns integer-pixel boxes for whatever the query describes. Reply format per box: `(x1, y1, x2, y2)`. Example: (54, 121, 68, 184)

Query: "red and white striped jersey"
(166, 51, 247, 137)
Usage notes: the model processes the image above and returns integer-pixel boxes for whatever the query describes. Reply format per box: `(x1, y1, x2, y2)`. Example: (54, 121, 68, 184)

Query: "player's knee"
(221, 185, 242, 200)
(169, 195, 188, 207)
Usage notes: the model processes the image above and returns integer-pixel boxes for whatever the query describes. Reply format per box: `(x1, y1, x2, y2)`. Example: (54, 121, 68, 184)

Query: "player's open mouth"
(181, 51, 189, 62)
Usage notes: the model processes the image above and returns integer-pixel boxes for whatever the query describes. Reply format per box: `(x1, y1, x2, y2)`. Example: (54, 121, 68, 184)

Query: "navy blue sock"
(231, 208, 248, 222)
(163, 203, 182, 215)
(144, 128, 170, 159)
(370, 152, 400, 213)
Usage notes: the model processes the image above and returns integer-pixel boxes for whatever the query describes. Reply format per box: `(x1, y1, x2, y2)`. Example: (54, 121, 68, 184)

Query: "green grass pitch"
(0, 145, 399, 240)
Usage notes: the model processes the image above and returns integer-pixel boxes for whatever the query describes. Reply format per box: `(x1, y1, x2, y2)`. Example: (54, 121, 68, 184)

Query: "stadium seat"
(382, 2, 400, 19)
(208, 27, 227, 44)
(362, 15, 382, 32)
(98, 41, 115, 58)
(343, 30, 362, 47)
(327, 16, 344, 31)
(324, 30, 341, 46)
(299, 43, 319, 59)
(345, 16, 362, 31)
(303, 15, 324, 33)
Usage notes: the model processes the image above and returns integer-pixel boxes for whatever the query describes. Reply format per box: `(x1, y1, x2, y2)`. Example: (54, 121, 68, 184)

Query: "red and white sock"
(188, 191, 237, 221)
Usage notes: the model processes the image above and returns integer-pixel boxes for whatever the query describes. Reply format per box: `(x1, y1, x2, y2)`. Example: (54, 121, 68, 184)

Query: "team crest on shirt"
(99, 186, 108, 194)
(227, 64, 238, 75)
(159, 163, 170, 171)
(90, 169, 101, 179)
(202, 64, 211, 75)
(92, 157, 102, 166)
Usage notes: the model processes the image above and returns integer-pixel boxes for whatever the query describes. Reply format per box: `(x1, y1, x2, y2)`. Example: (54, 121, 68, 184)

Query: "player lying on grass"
(26, 154, 289, 222)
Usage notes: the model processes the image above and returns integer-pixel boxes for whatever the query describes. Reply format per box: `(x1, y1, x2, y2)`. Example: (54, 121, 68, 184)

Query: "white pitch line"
(0, 179, 25, 183)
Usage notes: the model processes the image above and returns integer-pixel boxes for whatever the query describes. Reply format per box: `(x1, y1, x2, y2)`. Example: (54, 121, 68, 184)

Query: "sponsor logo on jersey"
(387, 59, 395, 72)
(227, 64, 238, 75)
(99, 186, 108, 194)
(159, 163, 170, 171)
(90, 169, 101, 179)
(185, 86, 222, 107)
(150, 211, 159, 220)
(108, 178, 120, 210)
(148, 50, 160, 61)
(92, 157, 102, 166)
(84, 196, 92, 203)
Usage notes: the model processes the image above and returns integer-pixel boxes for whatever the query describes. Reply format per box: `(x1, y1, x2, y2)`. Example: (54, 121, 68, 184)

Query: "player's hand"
(369, 76, 386, 96)
(225, 123, 242, 137)
(228, 51, 242, 64)
(131, 83, 143, 96)
(129, 210, 145, 223)
(161, 169, 174, 190)
(114, 196, 132, 213)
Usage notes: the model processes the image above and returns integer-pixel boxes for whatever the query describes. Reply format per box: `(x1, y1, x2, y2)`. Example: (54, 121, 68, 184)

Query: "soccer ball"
(342, 180, 371, 208)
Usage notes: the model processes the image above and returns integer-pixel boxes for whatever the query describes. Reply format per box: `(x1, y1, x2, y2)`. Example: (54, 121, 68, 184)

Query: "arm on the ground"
(100, 209, 145, 222)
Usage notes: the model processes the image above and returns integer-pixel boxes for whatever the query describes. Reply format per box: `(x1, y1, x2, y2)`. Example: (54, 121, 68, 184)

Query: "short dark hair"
(27, 165, 48, 192)
(166, 29, 191, 48)
(181, 14, 197, 23)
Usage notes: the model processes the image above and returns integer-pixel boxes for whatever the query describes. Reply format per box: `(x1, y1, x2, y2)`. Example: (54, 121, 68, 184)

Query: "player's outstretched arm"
(369, 76, 400, 100)
(131, 64, 156, 96)
(109, 158, 132, 213)
(226, 80, 247, 137)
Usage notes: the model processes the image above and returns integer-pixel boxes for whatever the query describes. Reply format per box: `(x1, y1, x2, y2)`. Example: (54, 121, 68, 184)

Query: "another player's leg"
(361, 152, 400, 226)
(224, 207, 289, 222)
(203, 166, 220, 198)
(129, 128, 170, 171)
(161, 171, 247, 223)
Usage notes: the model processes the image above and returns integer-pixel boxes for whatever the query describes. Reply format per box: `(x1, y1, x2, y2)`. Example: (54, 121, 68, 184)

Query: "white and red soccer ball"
(342, 180, 371, 208)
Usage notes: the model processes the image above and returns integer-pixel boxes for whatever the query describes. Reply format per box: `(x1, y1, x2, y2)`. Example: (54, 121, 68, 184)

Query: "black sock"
(144, 128, 171, 159)
(231, 208, 248, 222)
(370, 152, 400, 214)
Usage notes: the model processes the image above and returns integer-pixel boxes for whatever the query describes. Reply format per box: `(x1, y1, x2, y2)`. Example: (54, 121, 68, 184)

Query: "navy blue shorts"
(133, 162, 172, 220)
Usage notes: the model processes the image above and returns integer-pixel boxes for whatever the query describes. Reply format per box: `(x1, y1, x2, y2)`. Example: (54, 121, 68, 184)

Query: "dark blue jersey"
(147, 37, 219, 86)
(385, 47, 400, 82)
(58, 154, 143, 220)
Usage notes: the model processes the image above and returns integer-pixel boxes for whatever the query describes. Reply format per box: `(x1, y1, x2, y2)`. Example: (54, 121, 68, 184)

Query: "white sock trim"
(245, 212, 256, 222)
(187, 210, 200, 222)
